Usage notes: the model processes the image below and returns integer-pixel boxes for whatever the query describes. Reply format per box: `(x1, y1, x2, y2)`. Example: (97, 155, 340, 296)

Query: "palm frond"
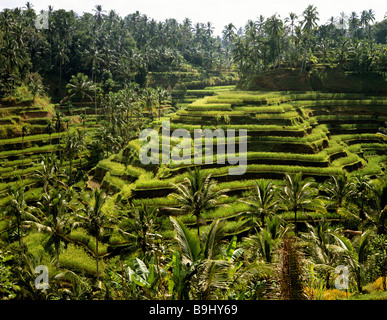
(170, 217, 201, 264)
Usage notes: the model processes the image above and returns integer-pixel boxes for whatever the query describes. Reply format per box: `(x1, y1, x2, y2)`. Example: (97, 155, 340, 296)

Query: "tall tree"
(74, 188, 108, 285)
(168, 168, 228, 239)
(279, 173, 321, 236)
(239, 179, 279, 230)
(300, 5, 319, 71)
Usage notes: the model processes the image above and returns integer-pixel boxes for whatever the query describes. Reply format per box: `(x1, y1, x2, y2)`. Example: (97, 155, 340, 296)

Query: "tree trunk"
(294, 208, 298, 237)
(69, 157, 73, 184)
(55, 237, 60, 269)
(21, 134, 24, 182)
(96, 236, 100, 284)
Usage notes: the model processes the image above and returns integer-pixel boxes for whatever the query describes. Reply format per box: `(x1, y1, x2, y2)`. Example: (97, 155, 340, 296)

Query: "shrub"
(322, 289, 351, 300)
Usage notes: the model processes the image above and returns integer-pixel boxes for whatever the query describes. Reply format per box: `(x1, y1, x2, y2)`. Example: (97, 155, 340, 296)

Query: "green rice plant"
(222, 220, 249, 235)
(125, 165, 148, 178)
(205, 123, 308, 132)
(330, 154, 362, 167)
(206, 97, 244, 105)
(0, 167, 14, 174)
(134, 172, 189, 189)
(254, 112, 301, 120)
(23, 187, 43, 202)
(59, 243, 98, 275)
(117, 183, 135, 199)
(177, 110, 244, 116)
(0, 131, 67, 146)
(334, 133, 383, 142)
(202, 202, 250, 220)
(131, 197, 179, 207)
(0, 158, 34, 168)
(355, 155, 387, 176)
(68, 228, 108, 256)
(102, 172, 126, 190)
(23, 232, 48, 259)
(323, 142, 345, 155)
(108, 229, 127, 245)
(96, 159, 126, 176)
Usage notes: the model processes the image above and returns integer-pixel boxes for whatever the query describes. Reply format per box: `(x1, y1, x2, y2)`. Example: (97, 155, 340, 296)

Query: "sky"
(0, 0, 386, 36)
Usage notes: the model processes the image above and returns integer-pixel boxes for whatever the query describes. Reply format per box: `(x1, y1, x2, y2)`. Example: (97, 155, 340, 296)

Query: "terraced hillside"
(0, 88, 96, 208)
(91, 88, 387, 239)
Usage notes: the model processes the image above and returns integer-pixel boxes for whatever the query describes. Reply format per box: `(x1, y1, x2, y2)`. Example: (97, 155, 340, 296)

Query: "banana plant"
(126, 258, 158, 290)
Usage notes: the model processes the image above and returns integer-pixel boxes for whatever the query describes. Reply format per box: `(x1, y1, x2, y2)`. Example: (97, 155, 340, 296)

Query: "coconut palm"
(301, 220, 339, 288)
(155, 87, 171, 120)
(170, 217, 246, 299)
(63, 130, 89, 183)
(279, 237, 306, 300)
(61, 73, 95, 106)
(348, 172, 376, 225)
(55, 42, 69, 86)
(117, 204, 161, 259)
(7, 184, 31, 247)
(239, 179, 279, 230)
(279, 172, 322, 236)
(32, 154, 66, 195)
(300, 5, 319, 71)
(73, 188, 108, 284)
(93, 5, 105, 28)
(320, 173, 351, 217)
(167, 168, 228, 239)
(21, 124, 29, 181)
(25, 190, 73, 268)
(266, 14, 284, 68)
(140, 87, 157, 121)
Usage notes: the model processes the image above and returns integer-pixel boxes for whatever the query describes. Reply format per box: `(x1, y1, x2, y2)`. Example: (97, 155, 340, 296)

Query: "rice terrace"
(0, 1, 387, 304)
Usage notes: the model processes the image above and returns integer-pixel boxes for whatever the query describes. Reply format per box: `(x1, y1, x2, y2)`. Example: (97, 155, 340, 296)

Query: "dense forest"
(0, 3, 386, 96)
(0, 2, 387, 302)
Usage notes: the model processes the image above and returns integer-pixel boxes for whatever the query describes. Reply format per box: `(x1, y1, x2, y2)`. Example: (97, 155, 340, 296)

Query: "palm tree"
(63, 130, 88, 183)
(155, 87, 171, 120)
(239, 179, 279, 230)
(61, 73, 95, 107)
(300, 5, 319, 72)
(332, 230, 373, 292)
(348, 172, 375, 226)
(301, 220, 339, 288)
(117, 204, 160, 259)
(83, 44, 104, 84)
(167, 168, 228, 239)
(285, 12, 298, 45)
(26, 190, 72, 268)
(44, 121, 54, 153)
(55, 42, 69, 86)
(74, 188, 108, 284)
(279, 173, 320, 236)
(7, 184, 30, 247)
(21, 124, 29, 181)
(93, 5, 105, 28)
(140, 87, 157, 121)
(266, 14, 284, 68)
(320, 173, 351, 217)
(170, 217, 240, 299)
(246, 228, 275, 263)
(32, 155, 66, 195)
(348, 12, 359, 39)
(223, 23, 236, 44)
